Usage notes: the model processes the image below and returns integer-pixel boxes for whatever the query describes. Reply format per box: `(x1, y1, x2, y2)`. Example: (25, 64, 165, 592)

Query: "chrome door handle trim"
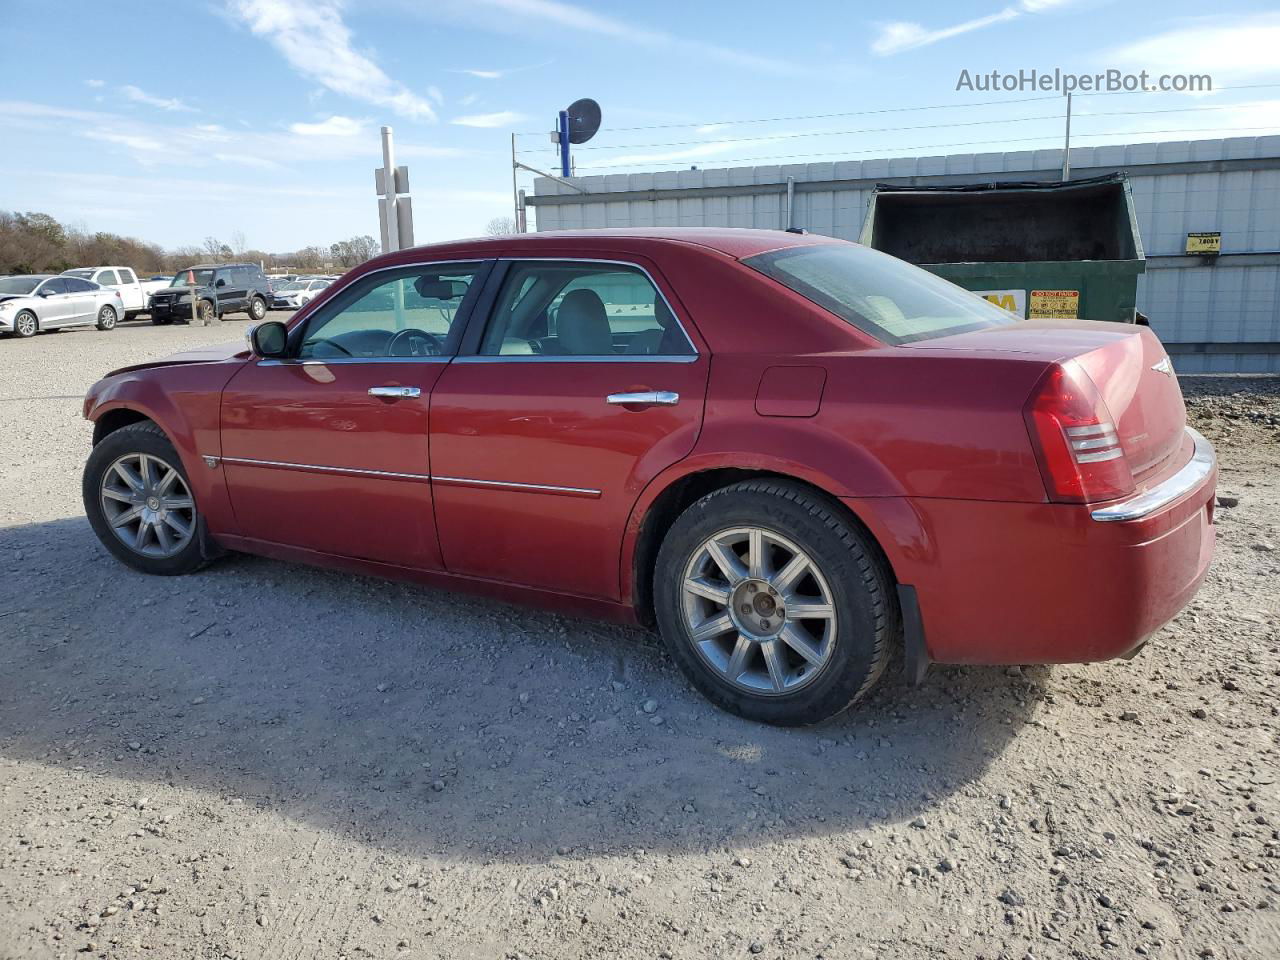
(606, 390, 679, 407)
(368, 385, 421, 398)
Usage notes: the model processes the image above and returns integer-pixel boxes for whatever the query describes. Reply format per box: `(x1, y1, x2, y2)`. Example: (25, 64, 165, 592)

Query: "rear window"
(743, 243, 1017, 345)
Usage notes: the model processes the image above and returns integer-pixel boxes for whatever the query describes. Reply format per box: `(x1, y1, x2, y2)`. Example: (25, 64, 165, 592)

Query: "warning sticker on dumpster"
(1029, 289, 1079, 319)
(974, 289, 1026, 317)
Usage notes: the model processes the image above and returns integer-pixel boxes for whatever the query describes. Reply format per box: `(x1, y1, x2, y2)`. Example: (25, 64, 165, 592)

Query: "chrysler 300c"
(81, 229, 1216, 725)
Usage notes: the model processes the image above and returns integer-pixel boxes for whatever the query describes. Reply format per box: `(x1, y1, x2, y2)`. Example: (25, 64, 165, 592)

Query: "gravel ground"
(1, 324, 1277, 960)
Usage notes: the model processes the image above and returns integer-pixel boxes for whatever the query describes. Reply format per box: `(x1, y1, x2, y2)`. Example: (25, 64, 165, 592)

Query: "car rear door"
(428, 257, 709, 600)
(217, 261, 490, 568)
(61, 277, 101, 322)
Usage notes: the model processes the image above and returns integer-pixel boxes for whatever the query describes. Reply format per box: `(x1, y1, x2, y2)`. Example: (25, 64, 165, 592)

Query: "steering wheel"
(387, 328, 443, 358)
(302, 336, 354, 357)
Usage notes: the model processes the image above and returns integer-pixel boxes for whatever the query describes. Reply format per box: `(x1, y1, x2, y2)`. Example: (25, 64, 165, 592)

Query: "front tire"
(96, 304, 118, 331)
(654, 480, 898, 726)
(83, 422, 210, 576)
(12, 310, 38, 338)
(197, 300, 215, 324)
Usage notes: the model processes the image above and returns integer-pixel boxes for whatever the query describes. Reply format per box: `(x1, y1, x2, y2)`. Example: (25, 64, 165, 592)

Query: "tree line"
(0, 211, 380, 276)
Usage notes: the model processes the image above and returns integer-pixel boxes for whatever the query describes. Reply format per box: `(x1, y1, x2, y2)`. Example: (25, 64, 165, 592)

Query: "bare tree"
(230, 230, 247, 256)
(202, 236, 232, 261)
(329, 235, 379, 268)
(485, 216, 517, 236)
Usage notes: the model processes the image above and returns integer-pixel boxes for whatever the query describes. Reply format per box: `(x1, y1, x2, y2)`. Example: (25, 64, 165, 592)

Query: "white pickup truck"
(61, 267, 169, 319)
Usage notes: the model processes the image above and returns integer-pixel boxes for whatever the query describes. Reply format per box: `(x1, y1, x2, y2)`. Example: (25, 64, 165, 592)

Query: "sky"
(3, 0, 1280, 252)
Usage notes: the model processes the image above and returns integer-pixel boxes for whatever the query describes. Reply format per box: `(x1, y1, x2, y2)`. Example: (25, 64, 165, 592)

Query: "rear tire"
(248, 295, 267, 321)
(83, 422, 212, 576)
(197, 300, 215, 324)
(653, 480, 898, 726)
(96, 305, 118, 331)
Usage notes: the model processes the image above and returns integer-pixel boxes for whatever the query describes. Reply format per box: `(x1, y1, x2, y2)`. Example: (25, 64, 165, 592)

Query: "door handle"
(606, 390, 679, 407)
(369, 386, 421, 398)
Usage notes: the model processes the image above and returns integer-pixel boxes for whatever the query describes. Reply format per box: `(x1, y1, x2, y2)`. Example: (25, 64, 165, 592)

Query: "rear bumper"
(845, 427, 1217, 665)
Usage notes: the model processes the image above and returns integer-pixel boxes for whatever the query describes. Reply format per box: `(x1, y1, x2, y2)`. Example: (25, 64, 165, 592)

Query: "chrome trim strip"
(431, 475, 602, 498)
(258, 357, 451, 367)
(452, 354, 698, 364)
(205, 456, 601, 497)
(1090, 427, 1216, 522)
(215, 455, 431, 482)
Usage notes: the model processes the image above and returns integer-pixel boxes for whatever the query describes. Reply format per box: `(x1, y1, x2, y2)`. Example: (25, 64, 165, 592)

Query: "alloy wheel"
(16, 313, 36, 337)
(99, 452, 197, 558)
(681, 526, 837, 696)
(98, 306, 116, 329)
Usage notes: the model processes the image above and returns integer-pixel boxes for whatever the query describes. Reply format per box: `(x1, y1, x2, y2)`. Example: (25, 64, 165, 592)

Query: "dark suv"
(149, 263, 272, 326)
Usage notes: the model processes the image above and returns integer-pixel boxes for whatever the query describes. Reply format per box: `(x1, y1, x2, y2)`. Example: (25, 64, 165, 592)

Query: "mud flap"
(897, 584, 929, 685)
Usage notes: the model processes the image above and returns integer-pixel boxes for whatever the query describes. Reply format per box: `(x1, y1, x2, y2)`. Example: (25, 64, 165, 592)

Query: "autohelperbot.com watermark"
(956, 68, 1212, 94)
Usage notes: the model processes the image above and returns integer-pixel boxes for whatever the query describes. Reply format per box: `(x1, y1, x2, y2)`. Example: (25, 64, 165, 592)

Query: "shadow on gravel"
(0, 516, 1038, 864)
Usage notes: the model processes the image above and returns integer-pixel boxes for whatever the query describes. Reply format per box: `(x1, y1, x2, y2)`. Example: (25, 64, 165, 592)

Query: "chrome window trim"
(258, 356, 452, 367)
(477, 256, 700, 361)
(1090, 427, 1216, 522)
(453, 354, 698, 365)
(207, 455, 601, 498)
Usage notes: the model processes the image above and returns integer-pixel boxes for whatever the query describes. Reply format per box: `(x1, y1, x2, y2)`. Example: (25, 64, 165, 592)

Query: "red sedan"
(81, 229, 1217, 725)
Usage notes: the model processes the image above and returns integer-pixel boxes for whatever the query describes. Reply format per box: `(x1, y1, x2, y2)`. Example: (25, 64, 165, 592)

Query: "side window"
(480, 261, 693, 357)
(65, 278, 97, 292)
(97, 270, 120, 286)
(40, 278, 69, 295)
(297, 263, 482, 360)
(117, 268, 136, 284)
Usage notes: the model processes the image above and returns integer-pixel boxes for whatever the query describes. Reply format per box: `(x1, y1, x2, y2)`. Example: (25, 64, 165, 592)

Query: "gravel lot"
(1, 322, 1278, 960)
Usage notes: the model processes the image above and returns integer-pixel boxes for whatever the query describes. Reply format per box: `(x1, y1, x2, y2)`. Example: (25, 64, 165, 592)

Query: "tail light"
(1023, 361, 1135, 503)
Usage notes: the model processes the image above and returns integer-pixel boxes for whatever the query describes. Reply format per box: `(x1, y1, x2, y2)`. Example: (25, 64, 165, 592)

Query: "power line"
(572, 124, 1280, 171)
(514, 93, 1063, 137)
(516, 83, 1280, 140)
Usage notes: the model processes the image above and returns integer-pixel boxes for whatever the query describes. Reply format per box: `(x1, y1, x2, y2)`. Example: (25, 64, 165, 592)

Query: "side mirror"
(39, 288, 55, 297)
(215, 278, 227, 288)
(248, 320, 288, 358)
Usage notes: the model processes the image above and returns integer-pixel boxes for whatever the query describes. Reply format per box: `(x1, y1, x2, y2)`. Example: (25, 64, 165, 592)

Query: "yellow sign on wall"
(1186, 232, 1221, 254)
(974, 288, 1026, 317)
(1029, 289, 1080, 319)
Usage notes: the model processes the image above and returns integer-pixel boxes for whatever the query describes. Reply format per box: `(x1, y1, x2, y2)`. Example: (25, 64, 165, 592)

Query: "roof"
(181, 262, 257, 270)
(370, 227, 841, 269)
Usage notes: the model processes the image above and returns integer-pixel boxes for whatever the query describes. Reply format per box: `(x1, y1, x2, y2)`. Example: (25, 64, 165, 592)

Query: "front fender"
(85, 362, 244, 537)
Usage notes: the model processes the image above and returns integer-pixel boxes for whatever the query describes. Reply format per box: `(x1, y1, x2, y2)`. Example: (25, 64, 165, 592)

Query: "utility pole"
(1062, 92, 1072, 181)
(375, 126, 414, 253)
(381, 126, 399, 252)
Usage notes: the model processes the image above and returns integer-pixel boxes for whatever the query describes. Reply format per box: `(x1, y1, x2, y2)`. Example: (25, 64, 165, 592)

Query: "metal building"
(529, 136, 1280, 373)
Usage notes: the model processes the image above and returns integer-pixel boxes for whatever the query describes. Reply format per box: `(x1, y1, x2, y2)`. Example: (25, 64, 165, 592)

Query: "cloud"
(85, 79, 105, 88)
(120, 84, 196, 112)
(427, 85, 444, 105)
(213, 152, 286, 170)
(227, 0, 437, 121)
(873, 8, 1021, 55)
(459, 68, 504, 80)
(462, 0, 798, 75)
(289, 115, 364, 136)
(0, 100, 115, 123)
(872, 0, 1082, 56)
(451, 111, 525, 128)
(458, 93, 481, 107)
(1109, 14, 1280, 81)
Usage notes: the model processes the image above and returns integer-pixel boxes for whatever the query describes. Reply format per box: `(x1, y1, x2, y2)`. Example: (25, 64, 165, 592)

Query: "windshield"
(278, 281, 306, 291)
(63, 269, 94, 280)
(744, 243, 1017, 345)
(170, 269, 215, 287)
(0, 276, 43, 295)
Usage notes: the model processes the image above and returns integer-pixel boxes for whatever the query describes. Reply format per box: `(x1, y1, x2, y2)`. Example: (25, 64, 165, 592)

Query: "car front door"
(217, 261, 490, 568)
(34, 278, 73, 326)
(429, 258, 708, 600)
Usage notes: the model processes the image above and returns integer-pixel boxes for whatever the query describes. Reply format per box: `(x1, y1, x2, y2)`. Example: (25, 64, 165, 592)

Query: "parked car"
(80, 229, 1217, 725)
(147, 263, 271, 325)
(270, 277, 331, 310)
(62, 266, 168, 318)
(1, 274, 124, 337)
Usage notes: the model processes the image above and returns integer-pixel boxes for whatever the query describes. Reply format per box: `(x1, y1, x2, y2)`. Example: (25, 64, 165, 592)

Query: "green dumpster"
(858, 173, 1146, 324)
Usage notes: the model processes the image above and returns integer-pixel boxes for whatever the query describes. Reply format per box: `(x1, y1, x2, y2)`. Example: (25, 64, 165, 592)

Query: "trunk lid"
(906, 319, 1187, 482)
